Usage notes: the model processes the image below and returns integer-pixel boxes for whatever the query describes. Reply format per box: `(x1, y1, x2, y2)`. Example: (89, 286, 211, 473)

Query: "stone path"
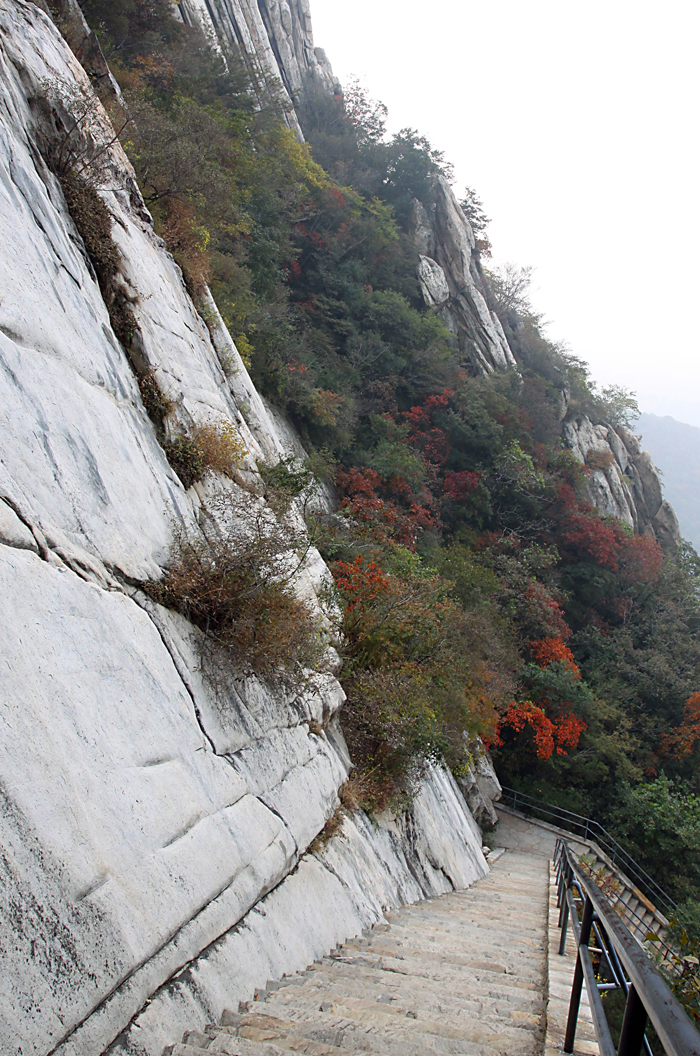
(168, 849, 551, 1056)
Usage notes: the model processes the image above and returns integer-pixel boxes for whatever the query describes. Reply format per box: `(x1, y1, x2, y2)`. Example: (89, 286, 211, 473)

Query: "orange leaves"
(659, 693, 700, 761)
(309, 387, 343, 426)
(495, 700, 586, 760)
(529, 637, 581, 678)
(332, 556, 390, 613)
(496, 702, 555, 759)
(555, 713, 588, 753)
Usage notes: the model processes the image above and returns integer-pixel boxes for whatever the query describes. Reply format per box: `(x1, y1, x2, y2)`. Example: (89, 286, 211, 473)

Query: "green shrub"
(138, 369, 172, 426)
(161, 435, 204, 489)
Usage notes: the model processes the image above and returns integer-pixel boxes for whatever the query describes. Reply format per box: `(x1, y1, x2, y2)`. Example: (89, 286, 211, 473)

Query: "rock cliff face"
(174, 0, 339, 136)
(0, 4, 493, 1055)
(563, 414, 681, 547)
(409, 182, 518, 375)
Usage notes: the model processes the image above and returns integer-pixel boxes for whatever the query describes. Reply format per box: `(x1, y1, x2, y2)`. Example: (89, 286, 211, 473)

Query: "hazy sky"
(310, 0, 700, 426)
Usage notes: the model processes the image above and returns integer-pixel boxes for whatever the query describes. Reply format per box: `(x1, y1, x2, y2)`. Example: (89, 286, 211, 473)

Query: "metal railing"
(554, 839, 700, 1056)
(499, 786, 675, 918)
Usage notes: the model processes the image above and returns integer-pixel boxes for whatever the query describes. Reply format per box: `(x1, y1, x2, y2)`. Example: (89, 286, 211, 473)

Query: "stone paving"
(167, 849, 556, 1056)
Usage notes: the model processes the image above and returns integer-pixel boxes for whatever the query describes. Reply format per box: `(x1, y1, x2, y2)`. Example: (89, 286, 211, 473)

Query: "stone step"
(211, 1021, 515, 1056)
(166, 850, 550, 1056)
(269, 957, 543, 1008)
(260, 989, 543, 1048)
(209, 1013, 506, 1056)
(290, 946, 545, 989)
(217, 1007, 509, 1056)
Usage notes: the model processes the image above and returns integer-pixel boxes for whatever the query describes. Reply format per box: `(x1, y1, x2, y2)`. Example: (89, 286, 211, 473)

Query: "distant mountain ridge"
(637, 412, 700, 550)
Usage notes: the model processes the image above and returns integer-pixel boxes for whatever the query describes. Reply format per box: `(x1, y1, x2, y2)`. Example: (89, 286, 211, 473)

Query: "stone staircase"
(165, 849, 550, 1056)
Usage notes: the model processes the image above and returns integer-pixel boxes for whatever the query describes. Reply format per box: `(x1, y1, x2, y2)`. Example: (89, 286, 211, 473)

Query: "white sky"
(309, 0, 700, 426)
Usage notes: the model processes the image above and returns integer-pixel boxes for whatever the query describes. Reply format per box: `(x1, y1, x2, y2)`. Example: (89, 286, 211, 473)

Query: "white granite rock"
(430, 178, 517, 374)
(417, 254, 450, 307)
(105, 765, 488, 1056)
(457, 749, 502, 831)
(562, 414, 681, 544)
(176, 0, 339, 140)
(652, 498, 682, 548)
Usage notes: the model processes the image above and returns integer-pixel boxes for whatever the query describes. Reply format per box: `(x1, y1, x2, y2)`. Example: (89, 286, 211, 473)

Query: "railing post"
(558, 903, 569, 955)
(564, 894, 594, 1054)
(617, 985, 648, 1056)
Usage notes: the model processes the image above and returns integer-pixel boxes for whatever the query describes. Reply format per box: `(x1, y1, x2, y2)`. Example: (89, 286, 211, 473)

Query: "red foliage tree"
(659, 692, 700, 761)
(332, 555, 390, 613)
(335, 466, 436, 550)
(403, 390, 454, 467)
(529, 637, 581, 677)
(494, 700, 586, 760)
(443, 469, 481, 502)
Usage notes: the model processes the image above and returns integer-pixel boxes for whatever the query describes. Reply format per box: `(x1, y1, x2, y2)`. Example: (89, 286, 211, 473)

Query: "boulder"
(408, 198, 436, 257)
(417, 255, 450, 307)
(652, 499, 682, 549)
(457, 751, 502, 832)
(634, 451, 664, 520)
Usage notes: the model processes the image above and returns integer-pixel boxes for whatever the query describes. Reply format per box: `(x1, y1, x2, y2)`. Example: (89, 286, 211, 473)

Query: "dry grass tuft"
(194, 421, 246, 477)
(144, 492, 325, 687)
(586, 448, 616, 471)
(309, 806, 345, 853)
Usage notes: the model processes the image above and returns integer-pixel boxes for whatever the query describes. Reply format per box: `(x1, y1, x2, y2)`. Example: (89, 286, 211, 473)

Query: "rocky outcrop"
(409, 181, 517, 375)
(457, 750, 502, 832)
(563, 415, 682, 547)
(174, 0, 339, 137)
(0, 5, 491, 1055)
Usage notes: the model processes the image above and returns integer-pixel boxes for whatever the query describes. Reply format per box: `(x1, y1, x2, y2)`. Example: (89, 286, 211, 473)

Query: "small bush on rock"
(58, 171, 137, 346)
(144, 493, 325, 686)
(59, 171, 119, 278)
(161, 435, 204, 489)
(194, 422, 246, 477)
(586, 449, 615, 471)
(163, 422, 247, 489)
(138, 369, 173, 426)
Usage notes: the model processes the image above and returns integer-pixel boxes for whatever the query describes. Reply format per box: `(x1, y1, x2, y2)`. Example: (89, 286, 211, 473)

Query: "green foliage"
(55, 171, 138, 345)
(161, 435, 204, 489)
(609, 777, 700, 909)
(138, 369, 172, 426)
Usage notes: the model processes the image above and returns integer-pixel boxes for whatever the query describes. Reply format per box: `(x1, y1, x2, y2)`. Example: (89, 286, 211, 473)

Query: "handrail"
(555, 839, 700, 1056)
(499, 786, 675, 917)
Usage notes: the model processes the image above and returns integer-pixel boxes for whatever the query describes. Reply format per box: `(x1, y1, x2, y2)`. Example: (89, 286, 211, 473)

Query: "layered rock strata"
(0, 5, 490, 1055)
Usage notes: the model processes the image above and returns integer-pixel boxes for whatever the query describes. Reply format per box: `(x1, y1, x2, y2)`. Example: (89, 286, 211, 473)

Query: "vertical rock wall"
(174, 0, 339, 137)
(410, 180, 518, 375)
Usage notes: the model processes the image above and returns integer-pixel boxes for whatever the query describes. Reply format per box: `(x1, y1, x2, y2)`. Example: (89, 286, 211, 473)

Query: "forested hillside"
(66, 0, 700, 943)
